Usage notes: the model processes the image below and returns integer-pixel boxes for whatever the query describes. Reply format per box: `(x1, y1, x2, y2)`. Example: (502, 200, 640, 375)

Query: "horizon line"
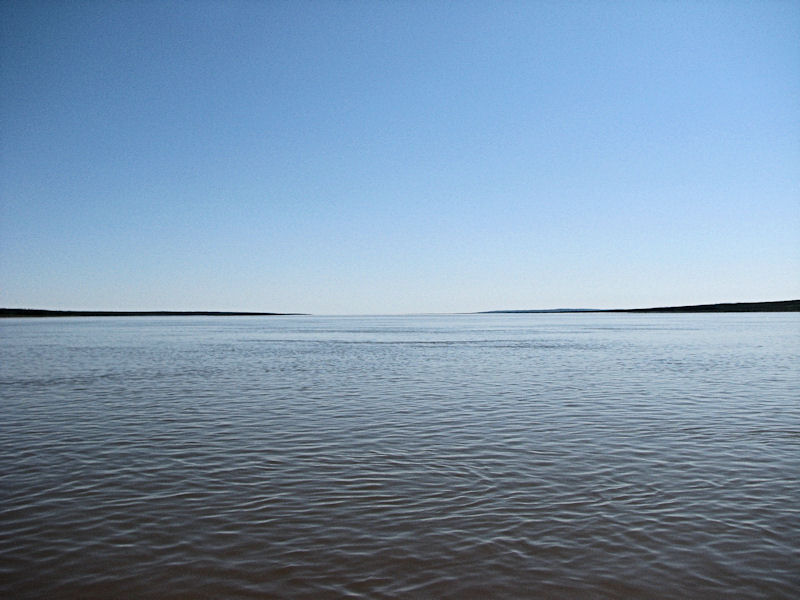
(2, 299, 799, 318)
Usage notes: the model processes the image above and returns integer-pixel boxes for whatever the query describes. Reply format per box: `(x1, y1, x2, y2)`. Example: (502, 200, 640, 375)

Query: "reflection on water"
(1, 314, 798, 599)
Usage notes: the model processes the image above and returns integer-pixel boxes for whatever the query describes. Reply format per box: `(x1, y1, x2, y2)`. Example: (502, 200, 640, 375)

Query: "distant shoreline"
(0, 309, 305, 318)
(482, 300, 800, 314)
(2, 300, 798, 318)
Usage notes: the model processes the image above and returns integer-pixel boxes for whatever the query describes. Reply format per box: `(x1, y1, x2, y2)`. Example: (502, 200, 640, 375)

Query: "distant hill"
(481, 308, 597, 313)
(0, 309, 304, 318)
(482, 300, 800, 314)
(619, 300, 800, 313)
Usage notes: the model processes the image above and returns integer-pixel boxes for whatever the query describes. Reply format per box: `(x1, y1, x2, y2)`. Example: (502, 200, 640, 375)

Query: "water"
(1, 313, 798, 599)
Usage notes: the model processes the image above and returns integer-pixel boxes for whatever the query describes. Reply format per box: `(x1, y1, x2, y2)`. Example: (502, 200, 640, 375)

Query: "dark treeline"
(484, 300, 800, 314)
(0, 309, 302, 318)
(620, 300, 799, 313)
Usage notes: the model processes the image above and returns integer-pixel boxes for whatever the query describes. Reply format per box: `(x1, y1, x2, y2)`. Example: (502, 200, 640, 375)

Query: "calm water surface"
(1, 314, 798, 598)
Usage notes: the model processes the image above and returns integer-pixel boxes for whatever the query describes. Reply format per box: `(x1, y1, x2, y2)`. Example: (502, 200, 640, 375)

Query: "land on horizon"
(1, 300, 799, 318)
(0, 309, 305, 318)
(481, 300, 800, 314)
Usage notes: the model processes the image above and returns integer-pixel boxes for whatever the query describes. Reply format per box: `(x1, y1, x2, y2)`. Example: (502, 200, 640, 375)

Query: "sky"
(1, 1, 798, 314)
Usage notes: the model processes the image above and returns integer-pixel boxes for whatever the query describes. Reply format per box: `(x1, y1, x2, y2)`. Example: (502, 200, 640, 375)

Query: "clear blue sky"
(1, 1, 798, 314)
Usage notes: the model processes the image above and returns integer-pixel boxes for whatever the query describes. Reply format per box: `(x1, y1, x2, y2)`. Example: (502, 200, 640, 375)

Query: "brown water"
(1, 314, 798, 598)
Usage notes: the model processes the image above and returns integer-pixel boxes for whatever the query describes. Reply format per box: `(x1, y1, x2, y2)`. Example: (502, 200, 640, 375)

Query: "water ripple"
(1, 314, 798, 598)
